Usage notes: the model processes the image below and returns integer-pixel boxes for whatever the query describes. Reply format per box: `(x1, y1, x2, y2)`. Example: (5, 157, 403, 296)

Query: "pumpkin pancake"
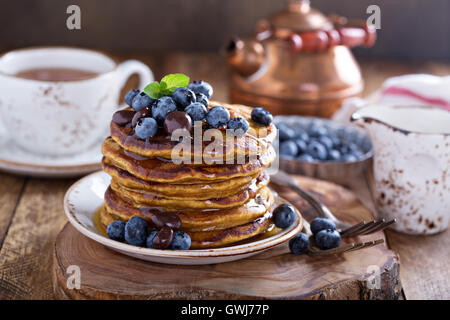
(100, 204, 274, 249)
(103, 185, 274, 232)
(103, 161, 266, 200)
(109, 101, 277, 161)
(102, 137, 276, 183)
(100, 93, 279, 250)
(188, 213, 273, 249)
(109, 173, 270, 210)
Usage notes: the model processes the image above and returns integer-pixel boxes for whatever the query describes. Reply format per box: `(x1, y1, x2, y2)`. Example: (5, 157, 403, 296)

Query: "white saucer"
(63, 171, 303, 265)
(0, 121, 104, 178)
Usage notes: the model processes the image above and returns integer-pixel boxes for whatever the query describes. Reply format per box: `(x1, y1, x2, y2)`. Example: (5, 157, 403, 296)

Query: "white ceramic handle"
(116, 59, 154, 91)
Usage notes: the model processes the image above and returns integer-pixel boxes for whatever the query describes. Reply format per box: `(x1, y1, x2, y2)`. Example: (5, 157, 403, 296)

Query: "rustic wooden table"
(0, 53, 449, 300)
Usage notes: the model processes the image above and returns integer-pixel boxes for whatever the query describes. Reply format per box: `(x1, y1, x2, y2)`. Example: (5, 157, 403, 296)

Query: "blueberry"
(328, 149, 341, 161)
(251, 107, 273, 126)
(146, 231, 158, 248)
(294, 139, 308, 154)
(279, 140, 298, 157)
(315, 229, 341, 250)
(340, 144, 350, 154)
(343, 130, 358, 143)
(131, 92, 154, 111)
(172, 87, 196, 109)
(185, 102, 207, 122)
(169, 230, 191, 250)
(336, 127, 350, 139)
(318, 136, 334, 150)
(125, 216, 148, 246)
(341, 144, 359, 156)
(289, 233, 310, 255)
(106, 220, 125, 242)
(206, 105, 230, 128)
(328, 134, 341, 148)
(152, 96, 177, 124)
(195, 93, 209, 107)
(277, 124, 295, 141)
(307, 141, 328, 160)
(352, 150, 364, 158)
(347, 142, 360, 153)
(308, 124, 328, 137)
(310, 217, 336, 235)
(227, 117, 249, 136)
(342, 154, 358, 162)
(135, 117, 158, 139)
(273, 204, 296, 228)
(295, 129, 309, 142)
(187, 80, 213, 98)
(297, 154, 315, 162)
(124, 89, 140, 106)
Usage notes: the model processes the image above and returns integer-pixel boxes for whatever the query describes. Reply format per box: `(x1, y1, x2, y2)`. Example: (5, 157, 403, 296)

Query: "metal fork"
(271, 170, 395, 236)
(339, 219, 396, 238)
(308, 238, 386, 256)
(301, 220, 385, 256)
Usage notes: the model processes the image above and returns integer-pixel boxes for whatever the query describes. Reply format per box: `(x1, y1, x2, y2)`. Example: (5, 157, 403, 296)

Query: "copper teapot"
(226, 0, 376, 118)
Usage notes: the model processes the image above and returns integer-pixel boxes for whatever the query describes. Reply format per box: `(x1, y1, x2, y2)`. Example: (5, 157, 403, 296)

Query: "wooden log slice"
(53, 175, 401, 299)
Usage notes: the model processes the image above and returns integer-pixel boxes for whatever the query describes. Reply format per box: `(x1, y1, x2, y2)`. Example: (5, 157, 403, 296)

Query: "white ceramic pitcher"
(351, 105, 450, 235)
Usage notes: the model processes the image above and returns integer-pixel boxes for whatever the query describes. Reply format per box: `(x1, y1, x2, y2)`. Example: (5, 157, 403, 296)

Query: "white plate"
(63, 171, 303, 265)
(0, 120, 104, 178)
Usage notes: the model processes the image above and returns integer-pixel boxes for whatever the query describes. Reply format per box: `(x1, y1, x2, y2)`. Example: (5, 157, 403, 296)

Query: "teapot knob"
(287, 0, 311, 12)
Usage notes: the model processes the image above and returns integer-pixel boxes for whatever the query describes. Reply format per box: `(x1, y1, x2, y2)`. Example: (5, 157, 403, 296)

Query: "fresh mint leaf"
(161, 73, 189, 90)
(143, 81, 162, 99)
(159, 81, 167, 91)
(142, 74, 190, 99)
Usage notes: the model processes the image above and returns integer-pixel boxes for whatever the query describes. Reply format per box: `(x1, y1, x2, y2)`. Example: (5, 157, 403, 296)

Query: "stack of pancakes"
(100, 102, 278, 249)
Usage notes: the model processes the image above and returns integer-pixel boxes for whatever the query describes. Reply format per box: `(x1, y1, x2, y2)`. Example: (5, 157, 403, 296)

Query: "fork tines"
(308, 239, 385, 256)
(340, 219, 396, 237)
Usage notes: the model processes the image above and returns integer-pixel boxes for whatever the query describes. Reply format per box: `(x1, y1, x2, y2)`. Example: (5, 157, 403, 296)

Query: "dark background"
(0, 0, 449, 60)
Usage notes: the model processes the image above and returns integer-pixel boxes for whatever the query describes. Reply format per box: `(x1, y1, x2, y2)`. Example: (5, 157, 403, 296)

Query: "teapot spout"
(226, 37, 265, 77)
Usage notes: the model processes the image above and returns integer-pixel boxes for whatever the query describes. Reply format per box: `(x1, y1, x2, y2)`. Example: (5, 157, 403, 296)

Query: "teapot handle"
(287, 18, 376, 53)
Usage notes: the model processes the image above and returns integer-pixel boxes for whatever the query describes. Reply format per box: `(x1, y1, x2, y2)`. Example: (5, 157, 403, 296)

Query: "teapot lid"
(266, 0, 333, 33)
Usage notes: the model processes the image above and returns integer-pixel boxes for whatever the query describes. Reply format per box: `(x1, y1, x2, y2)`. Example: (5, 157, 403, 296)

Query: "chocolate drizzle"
(131, 107, 151, 127)
(138, 207, 182, 248)
(112, 110, 135, 126)
(123, 149, 151, 161)
(152, 226, 174, 249)
(151, 213, 182, 229)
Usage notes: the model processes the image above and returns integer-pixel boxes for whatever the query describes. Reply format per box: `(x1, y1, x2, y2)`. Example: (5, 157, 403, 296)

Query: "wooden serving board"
(53, 175, 401, 300)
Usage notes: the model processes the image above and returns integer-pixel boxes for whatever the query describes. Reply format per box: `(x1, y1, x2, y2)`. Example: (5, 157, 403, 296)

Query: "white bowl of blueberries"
(274, 116, 373, 186)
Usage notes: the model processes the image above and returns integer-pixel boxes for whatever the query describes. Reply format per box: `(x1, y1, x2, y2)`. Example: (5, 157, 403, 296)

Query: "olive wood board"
(53, 175, 401, 300)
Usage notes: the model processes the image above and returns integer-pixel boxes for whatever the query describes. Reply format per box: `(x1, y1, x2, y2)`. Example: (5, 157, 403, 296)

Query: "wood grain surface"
(53, 176, 400, 300)
(385, 230, 449, 300)
(0, 54, 449, 299)
(0, 179, 74, 299)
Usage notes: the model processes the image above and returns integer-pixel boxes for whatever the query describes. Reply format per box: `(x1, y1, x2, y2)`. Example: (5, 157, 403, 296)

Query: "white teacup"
(0, 47, 153, 156)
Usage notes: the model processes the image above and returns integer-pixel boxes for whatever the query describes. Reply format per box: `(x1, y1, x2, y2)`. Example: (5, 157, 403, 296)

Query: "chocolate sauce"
(152, 226, 174, 249)
(112, 110, 135, 126)
(139, 207, 182, 230)
(131, 107, 151, 127)
(123, 149, 151, 161)
(151, 212, 182, 229)
(164, 111, 192, 135)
